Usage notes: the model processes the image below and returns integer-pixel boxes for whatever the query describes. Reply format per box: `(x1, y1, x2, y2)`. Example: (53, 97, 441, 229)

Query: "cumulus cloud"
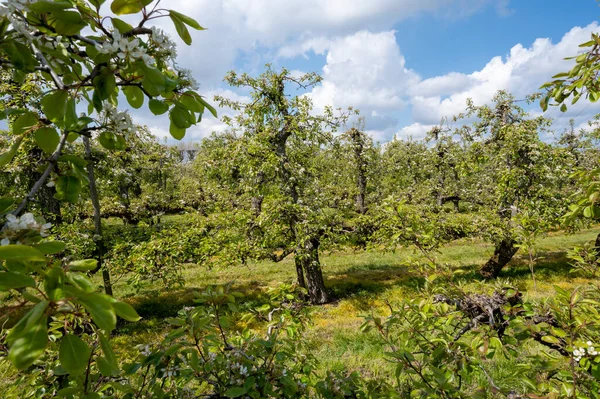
(295, 31, 419, 140)
(396, 123, 436, 140)
(293, 22, 600, 141)
(409, 23, 600, 130)
(127, 0, 509, 89)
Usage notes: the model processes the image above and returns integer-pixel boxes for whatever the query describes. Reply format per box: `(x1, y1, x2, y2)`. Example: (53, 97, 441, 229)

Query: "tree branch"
(12, 130, 69, 216)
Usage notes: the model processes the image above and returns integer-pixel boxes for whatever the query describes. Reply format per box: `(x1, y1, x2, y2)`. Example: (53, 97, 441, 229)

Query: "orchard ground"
(3, 224, 599, 392)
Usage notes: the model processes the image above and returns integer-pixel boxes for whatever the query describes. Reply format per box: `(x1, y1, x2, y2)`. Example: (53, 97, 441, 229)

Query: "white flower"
(176, 67, 199, 90)
(150, 27, 177, 59)
(46, 180, 55, 187)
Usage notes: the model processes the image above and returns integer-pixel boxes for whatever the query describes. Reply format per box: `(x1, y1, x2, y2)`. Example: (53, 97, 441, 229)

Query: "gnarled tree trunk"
(479, 238, 518, 279)
(295, 236, 329, 304)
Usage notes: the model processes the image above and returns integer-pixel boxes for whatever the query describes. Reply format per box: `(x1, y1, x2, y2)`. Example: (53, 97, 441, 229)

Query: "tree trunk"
(479, 238, 519, 279)
(296, 237, 329, 304)
(294, 256, 307, 290)
(84, 137, 113, 296)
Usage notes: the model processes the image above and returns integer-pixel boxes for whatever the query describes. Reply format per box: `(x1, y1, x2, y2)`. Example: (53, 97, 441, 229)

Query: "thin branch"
(12, 130, 69, 216)
(30, 43, 65, 90)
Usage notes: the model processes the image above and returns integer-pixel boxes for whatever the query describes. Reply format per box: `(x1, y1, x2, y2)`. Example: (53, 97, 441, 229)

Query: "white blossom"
(2, 212, 52, 242)
(102, 103, 134, 137)
(176, 67, 199, 90)
(150, 27, 177, 59)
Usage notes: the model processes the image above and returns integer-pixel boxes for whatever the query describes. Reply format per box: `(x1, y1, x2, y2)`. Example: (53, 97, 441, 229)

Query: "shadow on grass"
(325, 262, 425, 304)
(448, 250, 574, 287)
(118, 247, 576, 335)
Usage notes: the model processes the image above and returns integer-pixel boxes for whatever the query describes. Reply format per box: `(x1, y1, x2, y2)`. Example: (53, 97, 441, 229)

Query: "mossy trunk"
(296, 237, 329, 304)
(479, 238, 519, 279)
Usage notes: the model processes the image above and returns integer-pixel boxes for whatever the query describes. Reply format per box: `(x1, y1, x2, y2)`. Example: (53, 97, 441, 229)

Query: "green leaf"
(170, 14, 192, 45)
(59, 335, 91, 376)
(98, 332, 119, 372)
(0, 135, 24, 168)
(560, 103, 567, 112)
(34, 127, 60, 154)
(141, 66, 166, 96)
(111, 17, 132, 33)
(1, 42, 38, 72)
(78, 293, 117, 332)
(96, 356, 118, 377)
(65, 97, 78, 130)
(66, 272, 96, 293)
(48, 11, 86, 35)
(41, 90, 68, 124)
(98, 131, 117, 150)
(111, 0, 152, 15)
(36, 241, 66, 255)
(123, 85, 144, 109)
(0, 197, 15, 213)
(7, 301, 49, 347)
(169, 123, 186, 140)
(197, 96, 218, 118)
(0, 271, 36, 291)
(149, 99, 169, 115)
(58, 155, 87, 167)
(13, 112, 38, 135)
(55, 176, 81, 203)
(44, 266, 65, 301)
(541, 335, 560, 344)
(93, 70, 116, 101)
(28, 1, 73, 13)
(170, 106, 193, 129)
(0, 245, 45, 261)
(169, 10, 204, 30)
(8, 316, 48, 370)
(68, 259, 98, 271)
(110, 300, 141, 322)
(225, 387, 247, 398)
(179, 92, 204, 112)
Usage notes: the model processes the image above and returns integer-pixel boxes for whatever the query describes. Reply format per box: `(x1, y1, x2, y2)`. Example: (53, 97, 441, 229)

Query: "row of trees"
(5, 65, 599, 304)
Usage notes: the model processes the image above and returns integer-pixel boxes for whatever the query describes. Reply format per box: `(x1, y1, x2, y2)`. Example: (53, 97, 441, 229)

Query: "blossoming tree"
(0, 0, 212, 394)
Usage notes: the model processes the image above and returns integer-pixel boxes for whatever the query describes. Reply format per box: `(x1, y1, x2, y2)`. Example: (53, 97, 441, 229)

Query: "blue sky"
(134, 0, 600, 143)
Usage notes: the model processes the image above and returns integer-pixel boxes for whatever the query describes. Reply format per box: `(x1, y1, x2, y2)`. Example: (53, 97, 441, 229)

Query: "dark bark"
(295, 236, 329, 304)
(479, 238, 519, 279)
(84, 137, 112, 296)
(294, 256, 307, 290)
(348, 128, 368, 215)
(29, 148, 62, 224)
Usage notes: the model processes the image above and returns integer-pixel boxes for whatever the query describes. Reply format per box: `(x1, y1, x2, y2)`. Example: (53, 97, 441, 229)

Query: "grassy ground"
(2, 226, 599, 392)
(111, 227, 600, 380)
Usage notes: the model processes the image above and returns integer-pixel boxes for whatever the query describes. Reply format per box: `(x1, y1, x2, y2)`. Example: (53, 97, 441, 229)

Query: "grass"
(109, 227, 600, 380)
(2, 226, 600, 393)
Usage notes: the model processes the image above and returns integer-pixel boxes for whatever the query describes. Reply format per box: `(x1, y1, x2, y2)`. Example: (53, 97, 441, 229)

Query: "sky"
(132, 0, 600, 144)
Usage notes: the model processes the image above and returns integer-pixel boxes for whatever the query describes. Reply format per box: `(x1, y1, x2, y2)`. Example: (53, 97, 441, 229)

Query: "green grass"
(2, 227, 600, 393)
(104, 227, 600, 380)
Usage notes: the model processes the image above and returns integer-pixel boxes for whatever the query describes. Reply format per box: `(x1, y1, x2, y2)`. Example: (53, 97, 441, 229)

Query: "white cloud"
(396, 123, 436, 140)
(410, 23, 600, 128)
(300, 31, 418, 140)
(138, 0, 509, 88)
